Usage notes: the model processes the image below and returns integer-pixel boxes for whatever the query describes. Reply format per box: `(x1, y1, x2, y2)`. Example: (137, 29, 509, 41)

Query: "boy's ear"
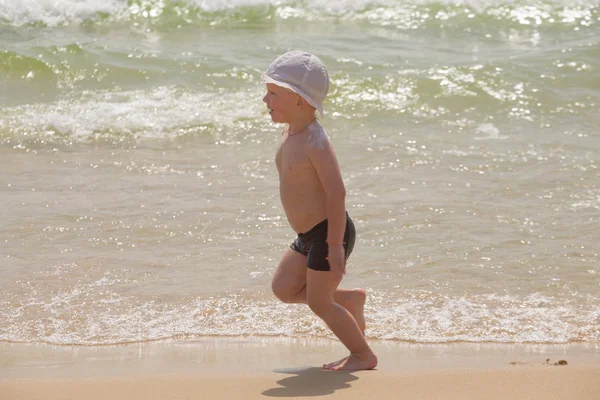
(297, 97, 304, 107)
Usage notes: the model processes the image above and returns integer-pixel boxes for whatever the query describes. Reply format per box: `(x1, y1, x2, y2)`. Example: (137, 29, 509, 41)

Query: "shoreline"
(2, 338, 600, 400)
(1, 337, 599, 378)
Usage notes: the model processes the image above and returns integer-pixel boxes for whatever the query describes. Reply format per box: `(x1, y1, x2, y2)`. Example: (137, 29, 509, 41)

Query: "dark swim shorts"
(290, 213, 356, 271)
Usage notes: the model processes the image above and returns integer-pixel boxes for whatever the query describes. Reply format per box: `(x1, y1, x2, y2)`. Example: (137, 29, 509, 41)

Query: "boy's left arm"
(307, 141, 347, 279)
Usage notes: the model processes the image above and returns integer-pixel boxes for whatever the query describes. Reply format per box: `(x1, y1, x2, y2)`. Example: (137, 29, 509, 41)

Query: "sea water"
(1, 0, 599, 345)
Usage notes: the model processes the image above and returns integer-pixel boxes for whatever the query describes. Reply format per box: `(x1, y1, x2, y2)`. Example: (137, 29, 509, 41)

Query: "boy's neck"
(287, 114, 317, 136)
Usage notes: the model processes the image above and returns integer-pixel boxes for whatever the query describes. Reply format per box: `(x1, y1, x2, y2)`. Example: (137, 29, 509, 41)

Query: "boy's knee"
(271, 282, 294, 303)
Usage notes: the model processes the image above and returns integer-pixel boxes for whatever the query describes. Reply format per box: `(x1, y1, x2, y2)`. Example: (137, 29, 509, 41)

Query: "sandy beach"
(2, 338, 599, 400)
(3, 1, 599, 399)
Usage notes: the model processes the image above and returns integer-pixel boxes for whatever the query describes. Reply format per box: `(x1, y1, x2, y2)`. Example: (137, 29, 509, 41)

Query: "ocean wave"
(1, 283, 598, 345)
(2, 51, 596, 150)
(2, 56, 597, 151)
(0, 51, 57, 79)
(0, 261, 598, 346)
(0, 85, 265, 147)
(0, 0, 124, 27)
(0, 0, 597, 29)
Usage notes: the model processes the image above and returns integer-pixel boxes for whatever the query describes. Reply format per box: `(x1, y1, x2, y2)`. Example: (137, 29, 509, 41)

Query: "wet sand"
(1, 338, 599, 400)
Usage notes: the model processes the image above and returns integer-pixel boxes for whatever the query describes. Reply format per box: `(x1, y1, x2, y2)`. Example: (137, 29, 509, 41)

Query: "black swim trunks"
(290, 213, 356, 271)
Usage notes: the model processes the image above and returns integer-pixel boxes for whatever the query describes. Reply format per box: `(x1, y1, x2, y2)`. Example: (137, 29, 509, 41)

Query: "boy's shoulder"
(306, 121, 329, 151)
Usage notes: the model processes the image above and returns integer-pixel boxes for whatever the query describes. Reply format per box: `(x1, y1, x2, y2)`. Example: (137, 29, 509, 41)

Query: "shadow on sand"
(262, 366, 359, 397)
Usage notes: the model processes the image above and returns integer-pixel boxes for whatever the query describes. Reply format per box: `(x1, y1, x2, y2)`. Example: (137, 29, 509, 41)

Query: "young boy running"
(261, 50, 378, 371)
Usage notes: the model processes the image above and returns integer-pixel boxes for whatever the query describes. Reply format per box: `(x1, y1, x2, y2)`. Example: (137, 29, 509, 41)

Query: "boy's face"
(263, 83, 298, 124)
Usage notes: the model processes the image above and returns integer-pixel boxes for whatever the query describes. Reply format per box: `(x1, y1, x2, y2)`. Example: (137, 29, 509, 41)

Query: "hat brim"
(261, 74, 323, 116)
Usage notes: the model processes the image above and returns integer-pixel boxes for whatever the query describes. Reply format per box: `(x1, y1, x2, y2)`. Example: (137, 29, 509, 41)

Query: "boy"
(261, 50, 378, 371)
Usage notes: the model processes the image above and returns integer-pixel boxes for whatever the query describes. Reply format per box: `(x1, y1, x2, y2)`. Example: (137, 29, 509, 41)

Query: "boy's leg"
(271, 249, 308, 303)
(305, 268, 378, 371)
(272, 249, 367, 334)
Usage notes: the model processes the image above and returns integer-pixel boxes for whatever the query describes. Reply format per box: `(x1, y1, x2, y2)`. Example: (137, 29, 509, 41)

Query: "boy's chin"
(269, 113, 285, 124)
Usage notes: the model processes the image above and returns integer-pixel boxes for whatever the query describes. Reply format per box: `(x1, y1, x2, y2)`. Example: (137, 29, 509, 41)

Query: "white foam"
(2, 86, 263, 142)
(0, 0, 124, 26)
(2, 285, 599, 345)
(474, 123, 508, 140)
(1, 0, 596, 26)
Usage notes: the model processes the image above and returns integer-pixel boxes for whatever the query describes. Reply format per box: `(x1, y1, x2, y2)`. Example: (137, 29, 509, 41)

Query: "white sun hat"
(261, 50, 329, 116)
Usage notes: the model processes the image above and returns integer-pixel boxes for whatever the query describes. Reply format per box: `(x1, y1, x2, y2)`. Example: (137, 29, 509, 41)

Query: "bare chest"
(275, 139, 311, 176)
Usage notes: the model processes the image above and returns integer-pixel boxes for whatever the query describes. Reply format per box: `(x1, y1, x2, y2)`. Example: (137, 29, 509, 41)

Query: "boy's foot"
(323, 352, 378, 371)
(323, 357, 347, 370)
(336, 288, 367, 335)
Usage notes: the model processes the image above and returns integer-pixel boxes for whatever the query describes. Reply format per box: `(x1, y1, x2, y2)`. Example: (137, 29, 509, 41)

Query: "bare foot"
(324, 352, 378, 371)
(323, 356, 348, 370)
(335, 288, 367, 336)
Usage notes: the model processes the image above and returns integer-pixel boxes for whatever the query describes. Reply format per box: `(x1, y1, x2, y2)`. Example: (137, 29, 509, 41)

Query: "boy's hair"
(261, 50, 329, 116)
